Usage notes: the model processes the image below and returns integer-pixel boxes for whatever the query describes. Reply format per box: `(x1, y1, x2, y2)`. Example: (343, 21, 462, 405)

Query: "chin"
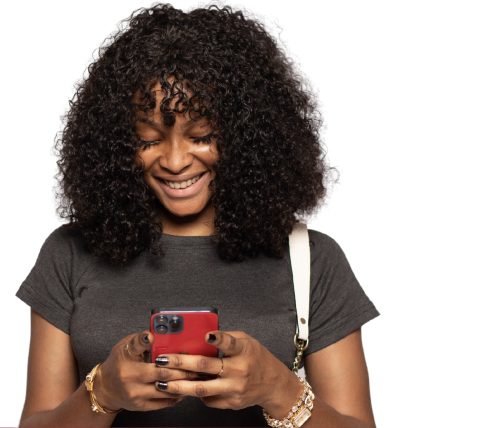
(161, 200, 210, 218)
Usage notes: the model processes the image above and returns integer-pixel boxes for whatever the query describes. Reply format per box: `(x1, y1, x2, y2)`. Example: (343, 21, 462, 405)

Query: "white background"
(1, 0, 479, 426)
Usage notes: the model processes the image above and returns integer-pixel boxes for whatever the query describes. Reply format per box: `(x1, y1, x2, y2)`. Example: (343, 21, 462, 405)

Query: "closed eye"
(138, 139, 161, 149)
(191, 131, 217, 143)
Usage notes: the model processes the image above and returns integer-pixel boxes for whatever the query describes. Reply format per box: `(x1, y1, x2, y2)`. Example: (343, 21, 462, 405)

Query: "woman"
(16, 4, 379, 427)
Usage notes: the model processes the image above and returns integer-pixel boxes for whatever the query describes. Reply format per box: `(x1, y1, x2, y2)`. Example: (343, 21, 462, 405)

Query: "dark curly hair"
(55, 3, 334, 265)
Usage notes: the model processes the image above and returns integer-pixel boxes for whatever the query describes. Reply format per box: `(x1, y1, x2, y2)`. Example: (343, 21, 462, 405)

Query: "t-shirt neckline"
(160, 233, 214, 247)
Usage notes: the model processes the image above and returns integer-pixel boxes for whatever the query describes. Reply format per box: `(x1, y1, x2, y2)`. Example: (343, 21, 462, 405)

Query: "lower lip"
(156, 172, 210, 198)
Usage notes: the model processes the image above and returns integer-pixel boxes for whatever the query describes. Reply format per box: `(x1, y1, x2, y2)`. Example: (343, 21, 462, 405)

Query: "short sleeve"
(303, 230, 380, 356)
(16, 226, 91, 334)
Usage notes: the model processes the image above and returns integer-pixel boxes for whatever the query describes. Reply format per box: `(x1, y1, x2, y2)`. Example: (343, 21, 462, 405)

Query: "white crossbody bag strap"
(288, 223, 310, 341)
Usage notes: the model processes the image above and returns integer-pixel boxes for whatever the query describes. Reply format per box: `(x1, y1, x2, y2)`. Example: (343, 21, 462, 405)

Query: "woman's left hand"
(153, 330, 303, 417)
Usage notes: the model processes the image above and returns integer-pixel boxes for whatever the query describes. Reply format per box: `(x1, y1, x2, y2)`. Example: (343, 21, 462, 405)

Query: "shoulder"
(306, 228, 360, 291)
(34, 225, 93, 274)
(307, 228, 338, 248)
(307, 229, 347, 263)
(42, 224, 85, 248)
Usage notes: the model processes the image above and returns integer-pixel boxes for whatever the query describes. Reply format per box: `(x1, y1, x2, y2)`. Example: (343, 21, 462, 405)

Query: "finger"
(139, 396, 185, 411)
(158, 378, 225, 398)
(152, 367, 199, 383)
(131, 359, 200, 383)
(204, 330, 245, 357)
(124, 331, 153, 360)
(155, 353, 223, 375)
(201, 396, 230, 409)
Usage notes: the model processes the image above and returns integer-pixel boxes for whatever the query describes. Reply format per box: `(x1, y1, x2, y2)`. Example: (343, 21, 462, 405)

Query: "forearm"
(20, 384, 116, 428)
(302, 397, 374, 428)
(263, 371, 374, 428)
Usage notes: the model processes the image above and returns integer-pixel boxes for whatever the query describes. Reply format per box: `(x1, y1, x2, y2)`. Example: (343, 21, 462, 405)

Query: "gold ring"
(217, 357, 224, 376)
(125, 343, 144, 361)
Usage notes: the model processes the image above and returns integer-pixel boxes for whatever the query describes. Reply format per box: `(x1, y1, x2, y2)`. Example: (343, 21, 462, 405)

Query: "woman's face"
(135, 86, 219, 220)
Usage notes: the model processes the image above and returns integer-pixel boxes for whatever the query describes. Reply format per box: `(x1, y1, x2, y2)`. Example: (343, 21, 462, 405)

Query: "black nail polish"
(142, 334, 150, 344)
(157, 382, 168, 390)
(156, 356, 169, 365)
(207, 334, 217, 343)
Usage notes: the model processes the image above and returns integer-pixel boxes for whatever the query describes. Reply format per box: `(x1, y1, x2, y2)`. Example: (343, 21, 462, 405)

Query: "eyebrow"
(137, 117, 208, 130)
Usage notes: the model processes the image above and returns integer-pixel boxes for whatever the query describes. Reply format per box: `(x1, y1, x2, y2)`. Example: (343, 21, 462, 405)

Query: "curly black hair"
(55, 3, 334, 265)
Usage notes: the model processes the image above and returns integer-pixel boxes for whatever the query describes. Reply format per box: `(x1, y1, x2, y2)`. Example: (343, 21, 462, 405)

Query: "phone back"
(150, 308, 219, 360)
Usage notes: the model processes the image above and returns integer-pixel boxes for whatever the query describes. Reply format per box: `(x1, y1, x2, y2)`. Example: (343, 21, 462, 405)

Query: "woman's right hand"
(93, 331, 193, 412)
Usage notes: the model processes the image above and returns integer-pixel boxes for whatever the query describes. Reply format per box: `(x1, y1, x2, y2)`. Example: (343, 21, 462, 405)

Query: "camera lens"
(154, 316, 168, 326)
(155, 325, 168, 334)
(169, 316, 181, 332)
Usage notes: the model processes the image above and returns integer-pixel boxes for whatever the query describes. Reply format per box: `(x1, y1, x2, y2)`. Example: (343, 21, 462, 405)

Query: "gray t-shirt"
(16, 226, 379, 427)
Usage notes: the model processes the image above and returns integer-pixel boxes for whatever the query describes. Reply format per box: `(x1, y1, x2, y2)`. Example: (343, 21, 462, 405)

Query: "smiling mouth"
(162, 172, 205, 189)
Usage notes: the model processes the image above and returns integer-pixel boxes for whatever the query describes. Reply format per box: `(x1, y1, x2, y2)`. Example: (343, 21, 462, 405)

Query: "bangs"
(134, 74, 215, 127)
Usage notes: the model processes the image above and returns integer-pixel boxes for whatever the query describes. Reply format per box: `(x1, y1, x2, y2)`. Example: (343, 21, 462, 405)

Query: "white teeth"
(164, 173, 203, 189)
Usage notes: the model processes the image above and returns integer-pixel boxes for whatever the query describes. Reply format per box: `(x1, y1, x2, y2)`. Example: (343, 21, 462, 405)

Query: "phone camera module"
(169, 316, 181, 332)
(155, 316, 168, 326)
(155, 325, 168, 334)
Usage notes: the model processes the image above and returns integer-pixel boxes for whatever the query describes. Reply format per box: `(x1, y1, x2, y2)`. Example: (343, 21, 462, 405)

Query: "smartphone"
(150, 307, 219, 361)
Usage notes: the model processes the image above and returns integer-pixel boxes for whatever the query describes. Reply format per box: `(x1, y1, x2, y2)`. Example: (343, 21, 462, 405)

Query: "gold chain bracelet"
(263, 376, 314, 428)
(85, 363, 124, 414)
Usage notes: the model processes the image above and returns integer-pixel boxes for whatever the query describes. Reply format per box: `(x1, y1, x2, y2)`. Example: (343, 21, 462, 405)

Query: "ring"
(125, 342, 144, 361)
(217, 357, 224, 376)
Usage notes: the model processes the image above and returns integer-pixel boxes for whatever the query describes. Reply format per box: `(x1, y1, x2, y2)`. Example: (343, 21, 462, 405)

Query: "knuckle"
(125, 388, 138, 401)
(233, 381, 246, 395)
(196, 357, 210, 372)
(170, 355, 182, 368)
(238, 366, 250, 379)
(227, 335, 237, 351)
(117, 367, 129, 383)
(168, 383, 180, 394)
(243, 342, 254, 357)
(156, 368, 170, 381)
(195, 384, 208, 397)
(232, 396, 245, 410)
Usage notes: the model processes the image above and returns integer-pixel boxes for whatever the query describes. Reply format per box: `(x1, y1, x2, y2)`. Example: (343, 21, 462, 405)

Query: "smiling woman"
(134, 82, 219, 233)
(15, 3, 379, 428)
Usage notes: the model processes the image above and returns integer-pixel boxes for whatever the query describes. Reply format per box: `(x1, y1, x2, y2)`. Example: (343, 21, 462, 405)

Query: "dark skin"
(19, 86, 376, 427)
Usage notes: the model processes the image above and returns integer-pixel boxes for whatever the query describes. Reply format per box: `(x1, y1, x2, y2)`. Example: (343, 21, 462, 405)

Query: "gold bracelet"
(263, 377, 314, 428)
(85, 363, 124, 414)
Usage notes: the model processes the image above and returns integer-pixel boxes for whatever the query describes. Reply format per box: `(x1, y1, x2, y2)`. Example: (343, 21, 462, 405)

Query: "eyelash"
(138, 132, 217, 149)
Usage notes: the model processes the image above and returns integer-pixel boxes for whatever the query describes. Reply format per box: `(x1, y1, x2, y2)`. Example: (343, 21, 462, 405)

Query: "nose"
(158, 139, 194, 174)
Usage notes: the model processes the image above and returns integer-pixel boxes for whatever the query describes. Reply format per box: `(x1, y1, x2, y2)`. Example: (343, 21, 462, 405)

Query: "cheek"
(135, 150, 156, 171)
(195, 143, 219, 167)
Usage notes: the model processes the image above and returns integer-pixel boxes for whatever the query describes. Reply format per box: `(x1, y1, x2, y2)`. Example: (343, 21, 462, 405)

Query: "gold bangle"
(85, 363, 124, 414)
(263, 377, 314, 428)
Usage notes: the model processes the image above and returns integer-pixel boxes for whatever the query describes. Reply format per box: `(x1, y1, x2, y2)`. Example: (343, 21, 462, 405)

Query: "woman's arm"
(20, 309, 116, 427)
(302, 328, 376, 428)
(151, 328, 376, 428)
(19, 310, 192, 427)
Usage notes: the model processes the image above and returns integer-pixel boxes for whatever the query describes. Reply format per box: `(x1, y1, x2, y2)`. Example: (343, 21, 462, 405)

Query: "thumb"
(204, 330, 245, 357)
(123, 330, 153, 361)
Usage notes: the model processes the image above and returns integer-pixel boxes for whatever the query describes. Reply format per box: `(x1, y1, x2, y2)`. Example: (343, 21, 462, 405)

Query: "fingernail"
(207, 334, 217, 343)
(142, 334, 150, 344)
(157, 382, 168, 390)
(155, 356, 169, 365)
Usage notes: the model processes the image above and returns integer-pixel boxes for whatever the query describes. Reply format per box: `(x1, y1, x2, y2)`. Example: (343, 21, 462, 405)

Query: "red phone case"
(150, 307, 219, 360)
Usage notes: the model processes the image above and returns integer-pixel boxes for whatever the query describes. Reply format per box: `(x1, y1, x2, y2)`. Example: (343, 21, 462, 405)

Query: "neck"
(159, 201, 216, 236)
